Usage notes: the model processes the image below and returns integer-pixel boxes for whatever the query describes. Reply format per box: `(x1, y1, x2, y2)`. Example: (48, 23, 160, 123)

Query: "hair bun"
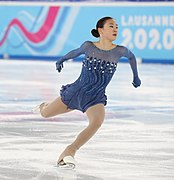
(91, 29, 100, 38)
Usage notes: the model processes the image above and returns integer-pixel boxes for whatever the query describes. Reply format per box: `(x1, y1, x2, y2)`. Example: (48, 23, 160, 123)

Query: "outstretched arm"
(56, 42, 87, 72)
(124, 48, 141, 88)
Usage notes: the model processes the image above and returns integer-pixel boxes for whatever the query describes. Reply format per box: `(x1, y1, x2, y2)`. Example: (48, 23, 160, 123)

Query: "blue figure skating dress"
(57, 41, 139, 113)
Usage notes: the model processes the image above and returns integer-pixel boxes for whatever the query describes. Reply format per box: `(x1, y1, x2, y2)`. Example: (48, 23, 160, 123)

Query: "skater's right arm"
(56, 41, 88, 72)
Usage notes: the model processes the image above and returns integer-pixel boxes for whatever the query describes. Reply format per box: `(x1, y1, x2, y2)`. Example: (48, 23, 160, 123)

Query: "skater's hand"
(132, 76, 141, 88)
(56, 60, 64, 73)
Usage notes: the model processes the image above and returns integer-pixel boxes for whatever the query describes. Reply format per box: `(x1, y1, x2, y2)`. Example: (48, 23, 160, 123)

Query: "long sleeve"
(58, 41, 88, 63)
(123, 47, 139, 78)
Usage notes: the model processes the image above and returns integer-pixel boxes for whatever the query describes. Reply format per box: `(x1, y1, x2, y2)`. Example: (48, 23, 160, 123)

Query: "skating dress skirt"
(60, 57, 117, 112)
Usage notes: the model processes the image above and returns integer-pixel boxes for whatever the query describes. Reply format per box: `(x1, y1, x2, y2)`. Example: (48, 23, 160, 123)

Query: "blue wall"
(0, 3, 174, 63)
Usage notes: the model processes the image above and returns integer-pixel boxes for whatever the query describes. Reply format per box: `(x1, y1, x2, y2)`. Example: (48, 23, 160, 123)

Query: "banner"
(0, 4, 174, 63)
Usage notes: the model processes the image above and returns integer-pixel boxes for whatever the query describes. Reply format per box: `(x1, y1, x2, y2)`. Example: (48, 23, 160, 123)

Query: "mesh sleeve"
(58, 41, 88, 63)
(123, 47, 139, 77)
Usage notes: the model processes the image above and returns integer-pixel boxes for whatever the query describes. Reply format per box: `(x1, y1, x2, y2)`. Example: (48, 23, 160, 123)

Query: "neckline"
(91, 42, 118, 52)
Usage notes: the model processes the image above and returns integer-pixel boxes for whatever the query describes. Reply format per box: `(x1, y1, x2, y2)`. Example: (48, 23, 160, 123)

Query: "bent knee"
(89, 118, 104, 129)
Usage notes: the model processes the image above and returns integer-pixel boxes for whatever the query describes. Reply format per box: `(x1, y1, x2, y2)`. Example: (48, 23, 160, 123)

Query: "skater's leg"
(57, 103, 105, 163)
(40, 97, 73, 118)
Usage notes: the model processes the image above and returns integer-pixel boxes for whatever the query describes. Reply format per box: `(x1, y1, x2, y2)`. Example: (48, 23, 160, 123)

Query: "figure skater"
(34, 17, 141, 168)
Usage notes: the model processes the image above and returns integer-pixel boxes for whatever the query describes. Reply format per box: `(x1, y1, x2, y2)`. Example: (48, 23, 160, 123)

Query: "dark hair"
(91, 17, 113, 38)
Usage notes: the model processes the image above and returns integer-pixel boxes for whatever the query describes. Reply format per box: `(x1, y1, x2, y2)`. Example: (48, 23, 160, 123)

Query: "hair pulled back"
(91, 17, 113, 38)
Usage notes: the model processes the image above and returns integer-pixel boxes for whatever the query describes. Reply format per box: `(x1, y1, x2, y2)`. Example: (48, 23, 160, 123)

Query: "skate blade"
(57, 163, 75, 170)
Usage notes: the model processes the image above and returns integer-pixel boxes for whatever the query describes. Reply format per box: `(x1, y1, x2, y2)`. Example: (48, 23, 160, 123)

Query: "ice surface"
(0, 60, 174, 180)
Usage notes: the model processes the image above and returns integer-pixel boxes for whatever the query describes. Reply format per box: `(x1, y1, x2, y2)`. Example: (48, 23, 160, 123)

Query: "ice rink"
(0, 60, 174, 180)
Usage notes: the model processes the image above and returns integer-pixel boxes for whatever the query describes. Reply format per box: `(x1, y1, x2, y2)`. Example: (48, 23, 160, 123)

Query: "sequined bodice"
(83, 56, 117, 74)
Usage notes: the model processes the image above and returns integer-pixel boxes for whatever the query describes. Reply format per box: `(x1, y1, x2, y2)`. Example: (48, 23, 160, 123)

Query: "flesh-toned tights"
(39, 97, 105, 163)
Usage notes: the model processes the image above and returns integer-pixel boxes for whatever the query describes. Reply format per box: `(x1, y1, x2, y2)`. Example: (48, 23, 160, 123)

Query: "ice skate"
(57, 156, 76, 170)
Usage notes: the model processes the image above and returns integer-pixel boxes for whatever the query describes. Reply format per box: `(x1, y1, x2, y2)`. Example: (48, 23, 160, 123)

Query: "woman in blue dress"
(36, 17, 141, 168)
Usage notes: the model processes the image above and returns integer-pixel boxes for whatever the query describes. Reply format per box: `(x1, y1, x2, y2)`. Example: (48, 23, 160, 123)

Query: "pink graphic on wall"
(0, 7, 59, 46)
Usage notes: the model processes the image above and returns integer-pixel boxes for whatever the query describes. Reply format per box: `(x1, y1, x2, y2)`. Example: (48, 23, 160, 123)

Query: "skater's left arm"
(124, 48, 141, 88)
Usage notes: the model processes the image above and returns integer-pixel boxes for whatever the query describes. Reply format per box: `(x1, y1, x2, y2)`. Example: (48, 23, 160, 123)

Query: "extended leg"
(57, 103, 105, 163)
(39, 97, 73, 118)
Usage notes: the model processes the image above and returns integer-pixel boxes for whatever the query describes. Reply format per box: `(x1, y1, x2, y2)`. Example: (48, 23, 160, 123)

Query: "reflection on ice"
(0, 60, 174, 180)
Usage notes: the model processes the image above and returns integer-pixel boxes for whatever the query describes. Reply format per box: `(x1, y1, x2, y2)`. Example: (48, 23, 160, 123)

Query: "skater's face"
(98, 19, 118, 41)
